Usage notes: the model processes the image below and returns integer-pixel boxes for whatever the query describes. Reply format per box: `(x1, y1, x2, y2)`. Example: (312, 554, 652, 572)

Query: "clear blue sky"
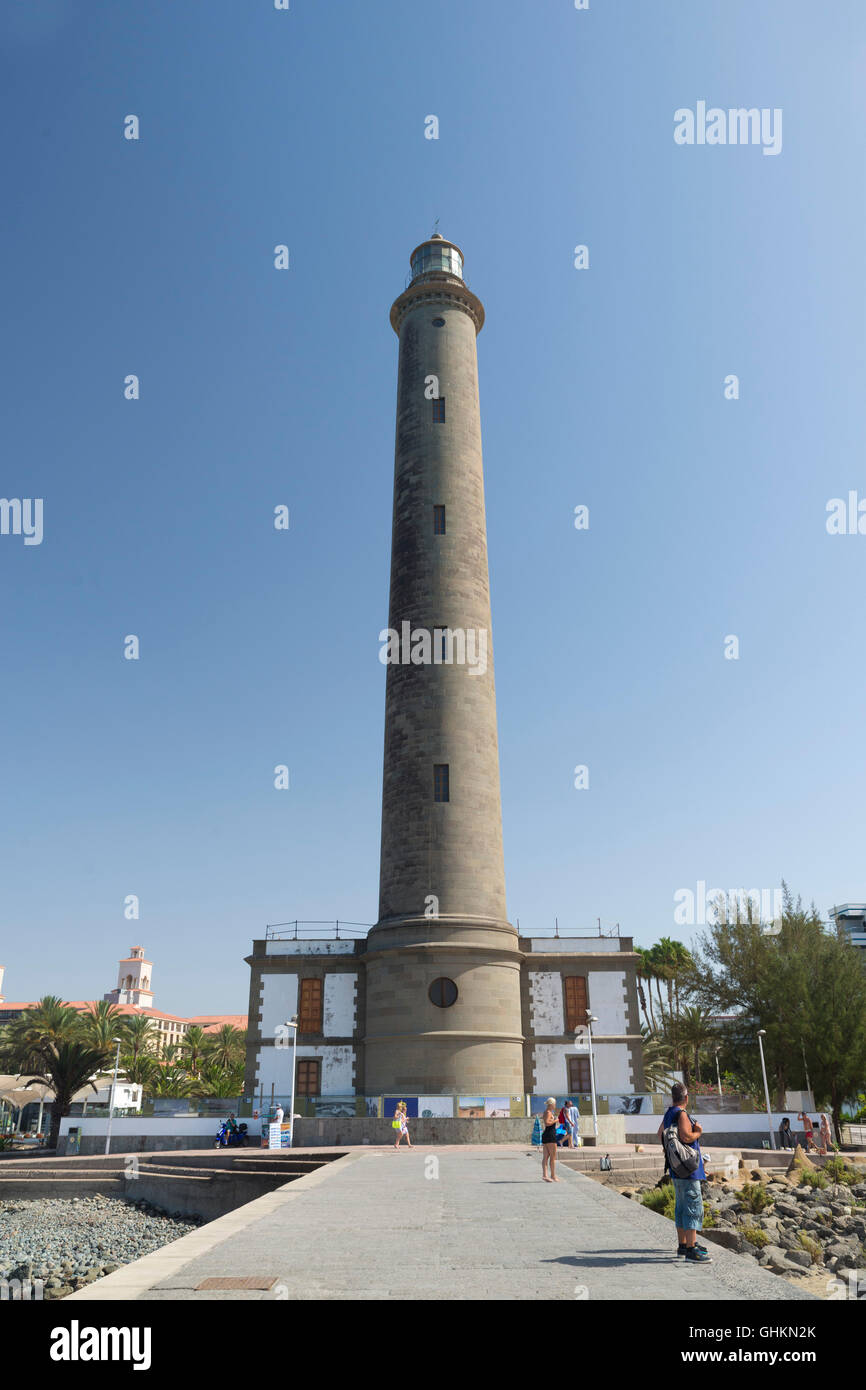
(2, 0, 864, 1016)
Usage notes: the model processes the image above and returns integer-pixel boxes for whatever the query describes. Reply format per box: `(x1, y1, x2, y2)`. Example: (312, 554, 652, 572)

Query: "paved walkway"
(70, 1147, 817, 1302)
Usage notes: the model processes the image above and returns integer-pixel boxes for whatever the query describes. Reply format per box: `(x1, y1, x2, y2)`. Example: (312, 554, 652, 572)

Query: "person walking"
(541, 1098, 560, 1182)
(658, 1082, 711, 1263)
(393, 1101, 412, 1149)
(564, 1098, 580, 1149)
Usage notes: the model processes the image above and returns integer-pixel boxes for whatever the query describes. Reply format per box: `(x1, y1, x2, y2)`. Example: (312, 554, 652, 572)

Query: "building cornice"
(390, 277, 485, 335)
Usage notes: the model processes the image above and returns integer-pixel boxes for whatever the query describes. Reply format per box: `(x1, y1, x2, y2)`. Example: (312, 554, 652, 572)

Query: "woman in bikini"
(541, 1097, 560, 1182)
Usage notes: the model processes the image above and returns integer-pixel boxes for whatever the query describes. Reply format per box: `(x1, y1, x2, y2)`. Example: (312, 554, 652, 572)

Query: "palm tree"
(182, 1026, 207, 1076)
(635, 948, 656, 1031)
(148, 1064, 194, 1099)
(675, 1006, 717, 1087)
(197, 1059, 245, 1098)
(119, 1052, 161, 1089)
(205, 1025, 245, 1071)
(121, 1013, 159, 1063)
(13, 1034, 111, 1148)
(640, 1026, 676, 1092)
(81, 1000, 125, 1050)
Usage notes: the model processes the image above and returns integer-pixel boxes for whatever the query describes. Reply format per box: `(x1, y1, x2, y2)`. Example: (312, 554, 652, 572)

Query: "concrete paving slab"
(67, 1147, 820, 1302)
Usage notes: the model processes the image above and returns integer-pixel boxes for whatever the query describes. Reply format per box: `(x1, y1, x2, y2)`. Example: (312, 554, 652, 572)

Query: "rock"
(703, 1229, 749, 1254)
(773, 1200, 800, 1219)
(785, 1249, 813, 1268)
(759, 1244, 788, 1267)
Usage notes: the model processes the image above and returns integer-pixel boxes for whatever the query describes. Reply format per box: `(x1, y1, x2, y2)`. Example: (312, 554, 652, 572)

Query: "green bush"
(740, 1181, 774, 1214)
(822, 1156, 866, 1186)
(642, 1183, 675, 1220)
(798, 1167, 828, 1190)
(741, 1224, 770, 1248)
(797, 1232, 822, 1265)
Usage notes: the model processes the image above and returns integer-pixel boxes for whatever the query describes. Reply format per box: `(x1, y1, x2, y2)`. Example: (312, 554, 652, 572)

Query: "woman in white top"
(394, 1101, 412, 1149)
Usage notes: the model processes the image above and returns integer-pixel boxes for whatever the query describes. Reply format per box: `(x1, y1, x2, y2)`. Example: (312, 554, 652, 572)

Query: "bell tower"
(105, 944, 154, 1008)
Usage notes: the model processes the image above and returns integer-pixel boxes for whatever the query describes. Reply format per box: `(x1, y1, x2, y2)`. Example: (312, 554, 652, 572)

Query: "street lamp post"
(585, 1011, 599, 1145)
(104, 1037, 123, 1157)
(282, 1017, 299, 1149)
(757, 1029, 776, 1151)
(714, 1047, 723, 1100)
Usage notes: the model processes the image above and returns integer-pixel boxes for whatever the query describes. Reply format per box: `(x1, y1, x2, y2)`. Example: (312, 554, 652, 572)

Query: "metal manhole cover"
(195, 1276, 279, 1291)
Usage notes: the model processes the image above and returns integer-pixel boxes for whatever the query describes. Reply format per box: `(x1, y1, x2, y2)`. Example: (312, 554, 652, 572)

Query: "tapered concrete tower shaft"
(363, 236, 524, 1096)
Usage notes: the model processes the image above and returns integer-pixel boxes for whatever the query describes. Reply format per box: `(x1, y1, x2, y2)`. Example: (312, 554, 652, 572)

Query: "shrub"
(798, 1167, 828, 1190)
(641, 1183, 676, 1222)
(822, 1156, 866, 1185)
(702, 1203, 717, 1229)
(740, 1181, 774, 1214)
(797, 1232, 822, 1265)
(740, 1224, 770, 1248)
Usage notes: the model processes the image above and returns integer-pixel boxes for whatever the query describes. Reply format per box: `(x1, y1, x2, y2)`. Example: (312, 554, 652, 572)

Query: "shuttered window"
(563, 976, 588, 1033)
(298, 978, 323, 1032)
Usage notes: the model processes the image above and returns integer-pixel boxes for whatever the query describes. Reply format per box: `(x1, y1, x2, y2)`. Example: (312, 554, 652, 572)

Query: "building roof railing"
(265, 921, 372, 941)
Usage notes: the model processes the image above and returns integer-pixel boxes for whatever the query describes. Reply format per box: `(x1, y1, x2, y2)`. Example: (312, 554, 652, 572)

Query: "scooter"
(214, 1121, 248, 1148)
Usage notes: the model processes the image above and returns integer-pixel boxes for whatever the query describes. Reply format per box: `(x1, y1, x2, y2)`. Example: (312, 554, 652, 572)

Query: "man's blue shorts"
(673, 1177, 704, 1230)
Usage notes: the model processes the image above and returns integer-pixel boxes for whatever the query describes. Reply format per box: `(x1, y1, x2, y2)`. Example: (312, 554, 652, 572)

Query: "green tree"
(689, 883, 866, 1123)
(81, 1000, 125, 1051)
(639, 1026, 676, 1092)
(204, 1025, 246, 1071)
(121, 1013, 160, 1063)
(0, 1000, 112, 1150)
(183, 1026, 207, 1076)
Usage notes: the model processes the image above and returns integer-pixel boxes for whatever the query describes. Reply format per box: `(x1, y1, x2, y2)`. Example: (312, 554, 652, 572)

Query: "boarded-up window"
(296, 1058, 321, 1096)
(567, 1056, 591, 1093)
(298, 978, 323, 1032)
(432, 397, 446, 423)
(563, 976, 588, 1033)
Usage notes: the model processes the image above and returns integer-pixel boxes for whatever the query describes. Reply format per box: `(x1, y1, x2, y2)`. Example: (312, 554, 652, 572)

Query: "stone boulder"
(703, 1229, 749, 1254)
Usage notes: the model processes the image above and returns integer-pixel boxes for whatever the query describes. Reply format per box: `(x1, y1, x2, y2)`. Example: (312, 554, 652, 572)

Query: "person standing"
(274, 1104, 284, 1126)
(819, 1113, 832, 1154)
(778, 1116, 794, 1150)
(658, 1083, 711, 1263)
(797, 1111, 817, 1151)
(394, 1101, 412, 1149)
(541, 1098, 560, 1182)
(564, 1098, 580, 1149)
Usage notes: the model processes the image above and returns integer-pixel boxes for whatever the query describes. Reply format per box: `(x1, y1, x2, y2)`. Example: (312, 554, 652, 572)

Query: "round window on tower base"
(428, 977, 458, 1008)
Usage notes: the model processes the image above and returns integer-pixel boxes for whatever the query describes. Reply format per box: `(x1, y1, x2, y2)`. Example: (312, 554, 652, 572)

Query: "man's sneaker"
(677, 1242, 709, 1256)
(685, 1247, 713, 1263)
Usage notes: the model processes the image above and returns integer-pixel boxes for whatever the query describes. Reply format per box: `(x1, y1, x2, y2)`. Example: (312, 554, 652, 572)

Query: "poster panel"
(417, 1096, 454, 1118)
(484, 1098, 510, 1118)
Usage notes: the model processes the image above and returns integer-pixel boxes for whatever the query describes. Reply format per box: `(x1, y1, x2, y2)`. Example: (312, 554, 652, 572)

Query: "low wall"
(624, 1112, 825, 1149)
(290, 1115, 626, 1145)
(58, 1114, 627, 1152)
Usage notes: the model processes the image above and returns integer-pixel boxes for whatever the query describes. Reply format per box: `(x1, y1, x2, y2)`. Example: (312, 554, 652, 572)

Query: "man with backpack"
(657, 1082, 712, 1264)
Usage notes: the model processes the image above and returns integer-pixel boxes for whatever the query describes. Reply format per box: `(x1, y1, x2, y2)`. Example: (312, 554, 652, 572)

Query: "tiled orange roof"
(188, 1014, 248, 1032)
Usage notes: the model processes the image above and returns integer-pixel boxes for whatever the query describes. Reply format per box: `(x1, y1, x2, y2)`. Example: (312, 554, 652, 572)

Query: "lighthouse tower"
(363, 234, 524, 1096)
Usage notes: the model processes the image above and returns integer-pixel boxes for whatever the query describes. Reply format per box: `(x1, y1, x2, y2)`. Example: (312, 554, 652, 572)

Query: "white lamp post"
(586, 1011, 599, 1145)
(757, 1029, 776, 1151)
(714, 1046, 723, 1100)
(104, 1036, 123, 1156)
(282, 1016, 299, 1149)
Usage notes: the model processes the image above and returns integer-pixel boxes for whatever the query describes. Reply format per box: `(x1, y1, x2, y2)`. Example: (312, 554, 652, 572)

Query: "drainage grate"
(195, 1276, 279, 1291)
